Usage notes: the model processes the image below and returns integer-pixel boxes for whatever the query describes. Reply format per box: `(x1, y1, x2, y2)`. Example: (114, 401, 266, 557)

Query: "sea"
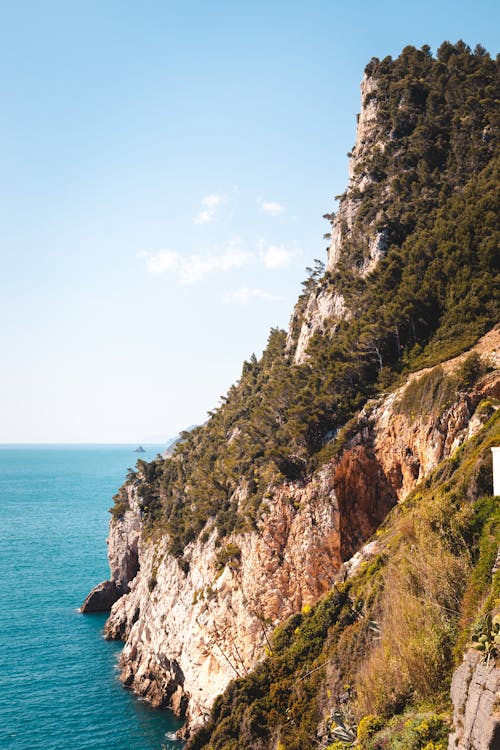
(0, 444, 185, 750)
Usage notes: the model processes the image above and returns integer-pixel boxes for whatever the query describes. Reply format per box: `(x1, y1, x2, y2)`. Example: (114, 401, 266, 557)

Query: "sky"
(0, 0, 498, 443)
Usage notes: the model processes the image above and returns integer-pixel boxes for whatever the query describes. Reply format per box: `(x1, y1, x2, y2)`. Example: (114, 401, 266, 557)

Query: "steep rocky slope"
(186, 393, 499, 750)
(84, 41, 500, 746)
(81, 483, 141, 612)
(448, 648, 500, 750)
(89, 329, 499, 735)
(288, 71, 385, 364)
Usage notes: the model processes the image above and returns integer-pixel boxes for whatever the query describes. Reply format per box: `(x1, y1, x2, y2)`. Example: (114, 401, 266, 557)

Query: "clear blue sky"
(1, 0, 498, 443)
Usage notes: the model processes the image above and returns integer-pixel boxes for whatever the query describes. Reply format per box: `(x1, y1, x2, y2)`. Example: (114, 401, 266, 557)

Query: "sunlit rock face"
(81, 484, 141, 613)
(288, 73, 390, 366)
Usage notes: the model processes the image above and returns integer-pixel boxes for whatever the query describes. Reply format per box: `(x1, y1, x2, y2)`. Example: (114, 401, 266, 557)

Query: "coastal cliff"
(81, 484, 141, 613)
(84, 41, 500, 747)
(94, 331, 499, 735)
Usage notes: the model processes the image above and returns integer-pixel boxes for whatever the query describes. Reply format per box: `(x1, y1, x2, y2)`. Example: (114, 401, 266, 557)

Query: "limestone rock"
(326, 73, 386, 277)
(287, 73, 389, 364)
(370, 328, 500, 501)
(80, 579, 122, 613)
(103, 465, 344, 731)
(448, 649, 500, 750)
(291, 289, 348, 365)
(81, 483, 142, 613)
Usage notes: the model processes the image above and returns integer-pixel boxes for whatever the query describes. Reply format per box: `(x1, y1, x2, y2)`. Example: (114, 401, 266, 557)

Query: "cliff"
(83, 41, 500, 747)
(90, 330, 499, 736)
(288, 71, 387, 364)
(81, 483, 141, 613)
(185, 379, 500, 750)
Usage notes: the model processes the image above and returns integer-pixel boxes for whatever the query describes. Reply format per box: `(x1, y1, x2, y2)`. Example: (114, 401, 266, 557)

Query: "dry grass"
(355, 506, 470, 716)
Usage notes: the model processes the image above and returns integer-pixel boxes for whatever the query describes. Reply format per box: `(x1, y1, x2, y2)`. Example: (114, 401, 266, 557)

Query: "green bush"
(215, 543, 242, 572)
(357, 714, 385, 742)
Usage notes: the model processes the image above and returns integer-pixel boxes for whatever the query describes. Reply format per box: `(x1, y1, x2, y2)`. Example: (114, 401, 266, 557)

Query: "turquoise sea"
(0, 445, 185, 750)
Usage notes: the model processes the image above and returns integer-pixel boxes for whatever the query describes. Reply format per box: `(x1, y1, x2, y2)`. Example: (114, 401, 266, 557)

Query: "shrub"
(396, 367, 457, 419)
(456, 351, 485, 389)
(109, 495, 129, 519)
(216, 543, 242, 572)
(357, 714, 385, 742)
(361, 713, 448, 750)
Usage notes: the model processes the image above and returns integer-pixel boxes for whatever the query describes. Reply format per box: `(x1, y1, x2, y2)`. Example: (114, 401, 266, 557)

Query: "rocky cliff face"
(288, 72, 388, 365)
(448, 542, 500, 750)
(90, 327, 499, 735)
(81, 484, 142, 613)
(448, 648, 500, 750)
(103, 465, 343, 727)
(328, 73, 388, 275)
(369, 329, 500, 501)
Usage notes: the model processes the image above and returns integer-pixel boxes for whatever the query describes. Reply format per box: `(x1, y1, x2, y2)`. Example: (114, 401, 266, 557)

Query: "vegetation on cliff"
(185, 412, 499, 750)
(112, 41, 499, 569)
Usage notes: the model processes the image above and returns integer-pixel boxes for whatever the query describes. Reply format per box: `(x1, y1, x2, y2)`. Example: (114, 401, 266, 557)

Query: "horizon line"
(0, 441, 169, 446)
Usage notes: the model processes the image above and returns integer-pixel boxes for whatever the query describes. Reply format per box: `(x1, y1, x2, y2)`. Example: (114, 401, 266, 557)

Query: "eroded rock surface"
(81, 579, 122, 613)
(104, 465, 343, 728)
(448, 649, 500, 750)
(287, 74, 388, 365)
(81, 484, 142, 613)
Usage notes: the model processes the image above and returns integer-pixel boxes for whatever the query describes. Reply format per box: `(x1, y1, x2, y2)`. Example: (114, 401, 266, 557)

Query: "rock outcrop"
(288, 72, 389, 365)
(81, 579, 123, 613)
(369, 328, 500, 501)
(327, 73, 385, 275)
(448, 545, 500, 750)
(81, 484, 142, 613)
(103, 466, 343, 726)
(448, 649, 500, 750)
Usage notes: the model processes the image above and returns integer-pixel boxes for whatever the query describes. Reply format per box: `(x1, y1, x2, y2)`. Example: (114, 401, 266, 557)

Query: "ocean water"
(0, 445, 185, 750)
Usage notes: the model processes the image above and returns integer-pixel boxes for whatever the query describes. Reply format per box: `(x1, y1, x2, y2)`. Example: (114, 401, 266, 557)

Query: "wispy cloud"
(141, 249, 180, 275)
(224, 287, 285, 304)
(140, 239, 301, 284)
(194, 193, 225, 224)
(258, 199, 285, 216)
(140, 238, 252, 284)
(179, 244, 252, 284)
(258, 241, 299, 269)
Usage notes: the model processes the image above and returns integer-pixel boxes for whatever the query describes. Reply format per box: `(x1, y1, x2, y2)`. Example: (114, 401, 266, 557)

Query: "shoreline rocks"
(80, 579, 123, 613)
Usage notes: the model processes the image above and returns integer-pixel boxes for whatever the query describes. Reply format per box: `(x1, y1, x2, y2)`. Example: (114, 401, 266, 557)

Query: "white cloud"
(179, 244, 252, 284)
(140, 238, 253, 284)
(139, 249, 180, 275)
(140, 239, 301, 283)
(224, 287, 285, 304)
(258, 242, 299, 269)
(195, 193, 225, 224)
(202, 194, 224, 209)
(195, 210, 213, 225)
(259, 200, 285, 216)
